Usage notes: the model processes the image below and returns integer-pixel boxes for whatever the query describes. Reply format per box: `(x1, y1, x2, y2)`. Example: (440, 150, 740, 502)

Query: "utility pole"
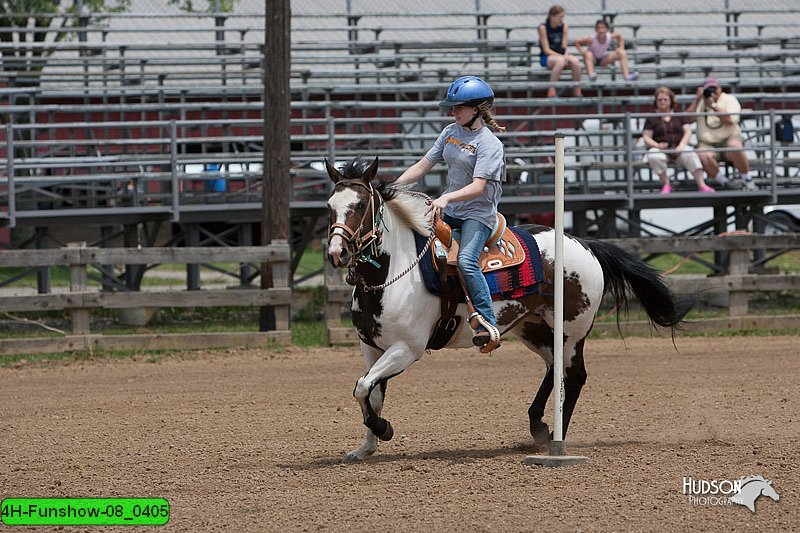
(261, 0, 291, 331)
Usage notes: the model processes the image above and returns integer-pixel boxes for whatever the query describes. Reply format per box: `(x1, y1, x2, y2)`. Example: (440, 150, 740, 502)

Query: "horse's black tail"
(586, 238, 696, 332)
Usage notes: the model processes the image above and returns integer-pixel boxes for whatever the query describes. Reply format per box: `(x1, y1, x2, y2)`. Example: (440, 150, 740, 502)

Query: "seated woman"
(538, 5, 582, 98)
(642, 87, 714, 194)
(574, 19, 638, 82)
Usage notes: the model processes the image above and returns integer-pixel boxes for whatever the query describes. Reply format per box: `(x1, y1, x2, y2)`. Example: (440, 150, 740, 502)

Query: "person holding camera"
(687, 77, 756, 190)
(642, 86, 714, 194)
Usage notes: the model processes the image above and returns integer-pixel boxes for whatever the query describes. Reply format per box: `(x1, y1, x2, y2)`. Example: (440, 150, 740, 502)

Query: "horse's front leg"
(343, 344, 383, 462)
(344, 340, 419, 462)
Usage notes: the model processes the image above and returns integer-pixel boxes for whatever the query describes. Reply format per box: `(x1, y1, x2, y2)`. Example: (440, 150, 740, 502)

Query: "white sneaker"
(589, 72, 598, 81)
(625, 71, 640, 81)
(743, 179, 757, 191)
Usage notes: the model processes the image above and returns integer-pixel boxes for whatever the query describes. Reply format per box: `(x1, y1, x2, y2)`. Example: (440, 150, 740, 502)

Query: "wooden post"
(323, 240, 357, 345)
(728, 248, 749, 316)
(323, 240, 342, 330)
(261, 0, 292, 331)
(67, 242, 90, 336)
(100, 226, 116, 291)
(239, 223, 254, 287)
(270, 239, 290, 331)
(713, 205, 727, 274)
(185, 223, 201, 290)
(36, 228, 51, 294)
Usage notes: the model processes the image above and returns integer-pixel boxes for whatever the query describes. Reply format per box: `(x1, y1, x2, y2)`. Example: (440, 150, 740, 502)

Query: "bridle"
(328, 181, 435, 292)
(328, 179, 385, 269)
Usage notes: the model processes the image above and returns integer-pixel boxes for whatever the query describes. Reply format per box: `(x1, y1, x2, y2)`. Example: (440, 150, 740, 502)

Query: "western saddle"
(426, 213, 526, 354)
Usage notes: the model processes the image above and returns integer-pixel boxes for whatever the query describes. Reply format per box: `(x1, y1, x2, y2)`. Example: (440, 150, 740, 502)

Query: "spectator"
(574, 19, 639, 82)
(687, 76, 756, 190)
(538, 5, 582, 98)
(642, 87, 714, 194)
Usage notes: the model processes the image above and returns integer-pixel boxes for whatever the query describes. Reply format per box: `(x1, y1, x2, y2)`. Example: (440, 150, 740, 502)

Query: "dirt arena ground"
(1, 335, 797, 532)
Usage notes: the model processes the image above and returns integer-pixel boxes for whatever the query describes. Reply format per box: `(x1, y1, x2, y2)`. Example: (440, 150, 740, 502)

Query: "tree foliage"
(167, 0, 236, 12)
(1, 0, 130, 85)
(1, 0, 235, 87)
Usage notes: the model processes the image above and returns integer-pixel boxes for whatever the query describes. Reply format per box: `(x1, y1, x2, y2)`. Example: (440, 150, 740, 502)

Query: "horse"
(326, 157, 695, 462)
(731, 476, 780, 513)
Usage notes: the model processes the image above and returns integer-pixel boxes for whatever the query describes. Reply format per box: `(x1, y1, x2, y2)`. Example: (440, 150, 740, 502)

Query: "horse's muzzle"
(327, 236, 351, 269)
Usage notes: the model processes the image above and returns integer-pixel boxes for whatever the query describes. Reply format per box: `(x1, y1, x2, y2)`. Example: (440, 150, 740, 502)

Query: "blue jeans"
(444, 214, 497, 329)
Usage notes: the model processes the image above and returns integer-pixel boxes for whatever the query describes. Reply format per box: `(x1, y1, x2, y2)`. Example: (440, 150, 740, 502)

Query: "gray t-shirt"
(425, 123, 505, 230)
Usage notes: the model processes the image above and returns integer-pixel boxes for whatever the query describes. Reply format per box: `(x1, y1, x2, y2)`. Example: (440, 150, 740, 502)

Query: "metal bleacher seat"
(3, 7, 800, 239)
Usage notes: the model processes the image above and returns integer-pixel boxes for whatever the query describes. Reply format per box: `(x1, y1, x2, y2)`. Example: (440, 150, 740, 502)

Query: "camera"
(703, 86, 717, 99)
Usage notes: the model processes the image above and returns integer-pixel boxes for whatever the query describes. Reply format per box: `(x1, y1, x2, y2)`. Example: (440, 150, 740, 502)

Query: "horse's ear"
(362, 157, 380, 185)
(325, 159, 343, 184)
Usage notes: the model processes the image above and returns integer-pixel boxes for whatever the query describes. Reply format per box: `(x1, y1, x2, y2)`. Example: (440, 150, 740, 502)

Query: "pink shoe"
(660, 184, 672, 194)
(699, 184, 715, 193)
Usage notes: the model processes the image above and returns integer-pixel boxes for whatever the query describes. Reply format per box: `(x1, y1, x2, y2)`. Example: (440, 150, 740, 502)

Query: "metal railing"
(2, 105, 798, 229)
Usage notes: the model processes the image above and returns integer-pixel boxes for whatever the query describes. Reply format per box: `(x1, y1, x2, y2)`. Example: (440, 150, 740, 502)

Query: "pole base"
(523, 440, 588, 467)
(523, 454, 589, 467)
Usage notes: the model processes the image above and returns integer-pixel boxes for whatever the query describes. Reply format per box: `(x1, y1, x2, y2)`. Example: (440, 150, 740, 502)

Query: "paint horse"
(326, 157, 694, 462)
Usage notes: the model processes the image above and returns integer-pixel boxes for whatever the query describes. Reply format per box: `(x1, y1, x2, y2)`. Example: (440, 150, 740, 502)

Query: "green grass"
(2, 245, 797, 366)
(1, 262, 256, 289)
(4, 248, 795, 290)
(593, 285, 800, 323)
(759, 250, 800, 274)
(646, 250, 800, 276)
(0, 351, 69, 367)
(0, 266, 74, 286)
(0, 347, 200, 368)
(292, 320, 327, 346)
(295, 246, 324, 279)
(1, 300, 327, 341)
(1, 250, 326, 289)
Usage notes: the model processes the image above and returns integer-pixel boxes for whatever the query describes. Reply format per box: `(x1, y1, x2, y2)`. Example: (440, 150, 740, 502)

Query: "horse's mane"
(378, 183, 433, 236)
(338, 158, 371, 180)
(338, 157, 433, 236)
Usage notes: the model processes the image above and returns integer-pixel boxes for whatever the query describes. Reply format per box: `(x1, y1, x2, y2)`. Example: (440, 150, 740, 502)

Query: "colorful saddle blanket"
(415, 226, 545, 301)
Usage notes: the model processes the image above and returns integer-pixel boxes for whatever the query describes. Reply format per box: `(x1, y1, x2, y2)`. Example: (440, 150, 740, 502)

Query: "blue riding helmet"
(439, 76, 494, 108)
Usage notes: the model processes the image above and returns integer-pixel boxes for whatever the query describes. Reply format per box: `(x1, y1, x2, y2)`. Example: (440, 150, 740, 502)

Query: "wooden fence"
(2, 234, 796, 354)
(0, 243, 291, 355)
(324, 233, 800, 343)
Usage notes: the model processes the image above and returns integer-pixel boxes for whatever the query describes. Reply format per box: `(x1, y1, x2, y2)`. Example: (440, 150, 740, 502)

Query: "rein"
(332, 184, 436, 292)
(355, 230, 435, 292)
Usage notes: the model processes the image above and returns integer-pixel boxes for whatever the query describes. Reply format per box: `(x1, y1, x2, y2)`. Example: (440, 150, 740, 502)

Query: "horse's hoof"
(531, 421, 551, 447)
(377, 421, 394, 441)
(342, 452, 362, 463)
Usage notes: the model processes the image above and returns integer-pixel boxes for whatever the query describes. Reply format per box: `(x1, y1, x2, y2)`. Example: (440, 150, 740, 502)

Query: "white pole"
(523, 133, 587, 466)
(551, 132, 566, 455)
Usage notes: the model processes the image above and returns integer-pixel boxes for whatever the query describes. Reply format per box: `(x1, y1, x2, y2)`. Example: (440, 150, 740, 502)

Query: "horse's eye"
(356, 201, 365, 210)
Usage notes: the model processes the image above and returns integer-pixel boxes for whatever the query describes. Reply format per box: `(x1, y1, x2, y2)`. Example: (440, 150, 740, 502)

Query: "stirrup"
(469, 312, 500, 353)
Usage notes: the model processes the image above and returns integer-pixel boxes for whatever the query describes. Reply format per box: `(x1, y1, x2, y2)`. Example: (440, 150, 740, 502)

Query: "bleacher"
(3, 8, 800, 89)
(2, 6, 800, 242)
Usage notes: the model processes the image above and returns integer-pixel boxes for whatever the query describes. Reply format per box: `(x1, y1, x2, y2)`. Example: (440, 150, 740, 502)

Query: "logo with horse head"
(684, 475, 779, 512)
(730, 475, 780, 513)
